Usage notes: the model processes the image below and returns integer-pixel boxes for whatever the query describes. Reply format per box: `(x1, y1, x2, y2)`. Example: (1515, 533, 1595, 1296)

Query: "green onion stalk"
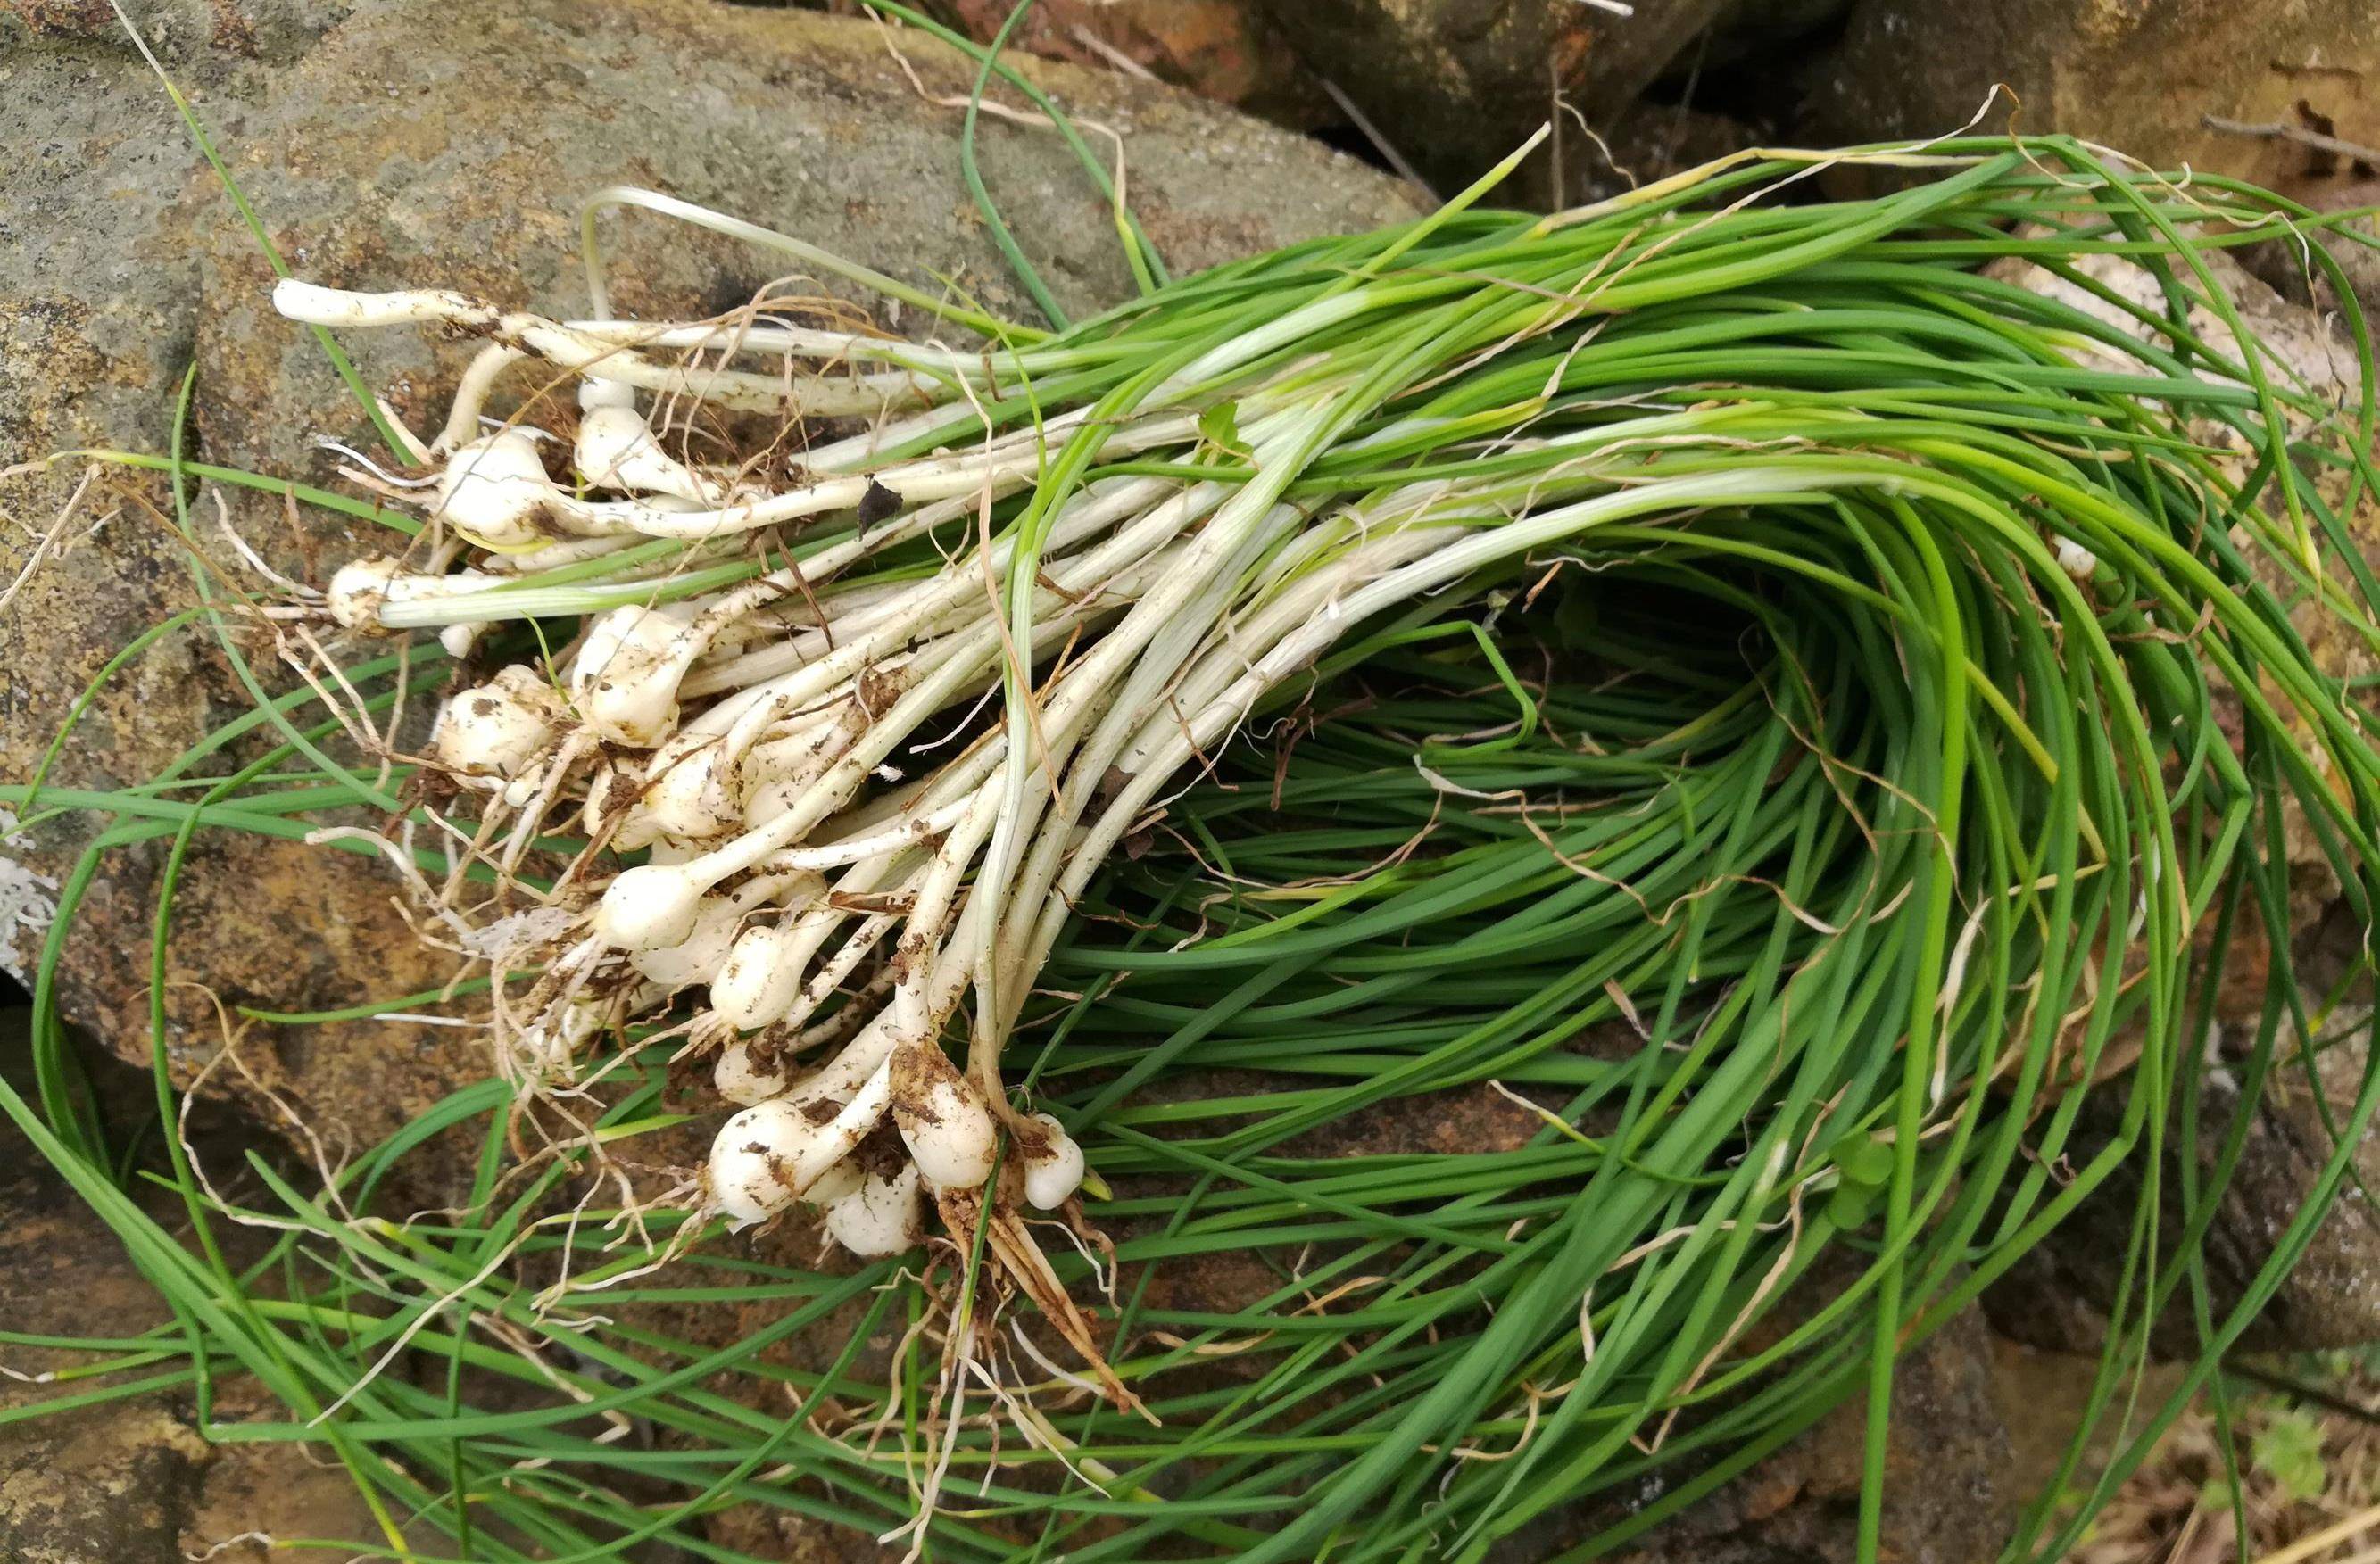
(9, 133, 2380, 1561)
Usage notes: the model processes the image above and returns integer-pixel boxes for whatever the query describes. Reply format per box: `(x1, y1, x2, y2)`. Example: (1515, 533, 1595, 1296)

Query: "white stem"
(787, 1055, 896, 1194)
(275, 280, 934, 417)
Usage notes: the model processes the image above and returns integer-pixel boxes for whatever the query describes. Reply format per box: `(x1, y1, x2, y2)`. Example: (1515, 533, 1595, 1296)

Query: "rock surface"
(940, 0, 1330, 129)
(1805, 0, 2380, 190)
(0, 0, 1420, 1161)
(1248, 0, 1848, 200)
(1249, 0, 1720, 198)
(1577, 1273, 2019, 1564)
(1988, 997, 2380, 1361)
(2238, 179, 2380, 338)
(0, 1025, 398, 1563)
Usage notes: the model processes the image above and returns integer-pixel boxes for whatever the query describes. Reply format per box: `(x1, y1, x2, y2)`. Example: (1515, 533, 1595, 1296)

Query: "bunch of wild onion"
(260, 169, 1965, 1298)
(11, 132, 2380, 1564)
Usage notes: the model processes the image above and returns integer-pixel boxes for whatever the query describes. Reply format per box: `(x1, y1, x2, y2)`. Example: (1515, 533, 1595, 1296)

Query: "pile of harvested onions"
(12, 128, 2380, 1563)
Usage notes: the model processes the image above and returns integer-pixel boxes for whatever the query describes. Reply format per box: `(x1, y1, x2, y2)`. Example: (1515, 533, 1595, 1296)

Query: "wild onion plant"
(8, 127, 2380, 1564)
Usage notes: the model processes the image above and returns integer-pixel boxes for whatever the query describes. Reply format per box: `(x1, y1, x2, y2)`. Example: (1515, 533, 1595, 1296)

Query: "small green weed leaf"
(2252, 1410, 2328, 1502)
(1198, 401, 1249, 458)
